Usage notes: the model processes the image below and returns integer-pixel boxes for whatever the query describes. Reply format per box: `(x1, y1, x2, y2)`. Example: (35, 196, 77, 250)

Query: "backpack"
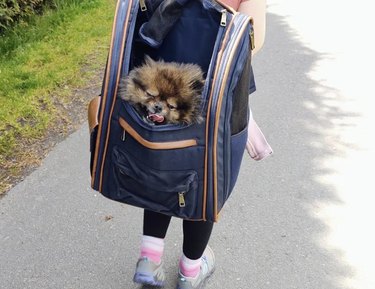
(88, 0, 255, 222)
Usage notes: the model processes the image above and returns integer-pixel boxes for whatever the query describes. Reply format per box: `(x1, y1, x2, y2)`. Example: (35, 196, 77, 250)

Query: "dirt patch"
(0, 68, 104, 197)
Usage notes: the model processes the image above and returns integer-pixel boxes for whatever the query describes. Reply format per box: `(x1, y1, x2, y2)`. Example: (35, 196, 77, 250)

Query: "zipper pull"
(139, 0, 147, 11)
(250, 26, 255, 50)
(220, 10, 227, 27)
(249, 18, 255, 50)
(178, 192, 186, 208)
(121, 130, 126, 141)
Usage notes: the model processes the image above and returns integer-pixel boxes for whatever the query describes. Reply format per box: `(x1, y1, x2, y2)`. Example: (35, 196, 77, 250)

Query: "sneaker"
(133, 257, 166, 287)
(176, 246, 215, 289)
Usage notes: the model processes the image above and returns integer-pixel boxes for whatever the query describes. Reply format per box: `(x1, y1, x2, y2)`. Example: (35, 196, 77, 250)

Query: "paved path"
(1, 1, 375, 288)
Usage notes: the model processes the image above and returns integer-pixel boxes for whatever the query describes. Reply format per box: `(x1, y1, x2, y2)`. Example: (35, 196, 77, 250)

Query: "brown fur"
(118, 56, 204, 125)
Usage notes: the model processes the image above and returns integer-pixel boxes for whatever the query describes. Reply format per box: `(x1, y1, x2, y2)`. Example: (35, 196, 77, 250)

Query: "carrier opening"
(119, 0, 222, 128)
(129, 0, 220, 79)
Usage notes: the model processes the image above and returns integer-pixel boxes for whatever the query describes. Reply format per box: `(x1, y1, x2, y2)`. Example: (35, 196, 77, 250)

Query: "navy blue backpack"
(88, 0, 256, 222)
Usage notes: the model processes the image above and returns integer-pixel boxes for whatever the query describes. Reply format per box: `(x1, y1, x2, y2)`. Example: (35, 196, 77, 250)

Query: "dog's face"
(119, 56, 204, 125)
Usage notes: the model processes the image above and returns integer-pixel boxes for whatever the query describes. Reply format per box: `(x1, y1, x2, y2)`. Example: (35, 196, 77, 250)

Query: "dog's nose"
(154, 103, 162, 113)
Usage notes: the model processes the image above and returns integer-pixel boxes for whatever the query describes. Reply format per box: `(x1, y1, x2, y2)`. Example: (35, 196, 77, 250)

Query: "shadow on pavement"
(213, 12, 357, 289)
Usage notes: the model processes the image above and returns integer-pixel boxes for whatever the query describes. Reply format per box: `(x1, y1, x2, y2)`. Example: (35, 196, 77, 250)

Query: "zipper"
(139, 0, 147, 11)
(121, 129, 126, 141)
(117, 167, 189, 209)
(217, 18, 250, 217)
(122, 0, 141, 76)
(219, 20, 249, 197)
(93, 0, 135, 190)
(250, 23, 255, 50)
(220, 10, 227, 27)
(203, 11, 236, 221)
(119, 117, 197, 149)
(222, 35, 248, 196)
(201, 23, 226, 112)
(207, 15, 252, 220)
(178, 192, 186, 207)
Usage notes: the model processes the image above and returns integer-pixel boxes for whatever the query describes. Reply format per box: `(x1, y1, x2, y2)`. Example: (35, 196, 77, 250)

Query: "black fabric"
(139, 0, 190, 48)
(130, 0, 220, 76)
(154, 0, 219, 74)
(89, 126, 98, 175)
(230, 42, 252, 135)
(143, 209, 172, 238)
(182, 218, 214, 259)
(143, 209, 214, 259)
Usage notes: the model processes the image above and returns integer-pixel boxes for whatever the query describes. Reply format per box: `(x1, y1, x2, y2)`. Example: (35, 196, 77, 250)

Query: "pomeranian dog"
(118, 56, 204, 125)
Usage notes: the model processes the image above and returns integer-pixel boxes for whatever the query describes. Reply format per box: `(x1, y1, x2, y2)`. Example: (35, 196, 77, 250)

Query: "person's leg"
(182, 220, 214, 259)
(143, 209, 172, 238)
(179, 220, 214, 278)
(133, 210, 172, 287)
(140, 209, 172, 263)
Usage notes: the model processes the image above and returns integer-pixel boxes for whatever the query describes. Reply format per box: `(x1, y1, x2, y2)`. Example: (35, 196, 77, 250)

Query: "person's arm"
(238, 0, 266, 55)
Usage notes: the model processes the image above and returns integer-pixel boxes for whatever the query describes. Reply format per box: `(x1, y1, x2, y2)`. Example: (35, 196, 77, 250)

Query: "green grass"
(0, 0, 115, 193)
(0, 0, 115, 157)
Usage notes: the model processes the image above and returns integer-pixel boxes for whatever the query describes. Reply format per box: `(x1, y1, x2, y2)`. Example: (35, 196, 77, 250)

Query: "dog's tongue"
(148, 113, 165, 123)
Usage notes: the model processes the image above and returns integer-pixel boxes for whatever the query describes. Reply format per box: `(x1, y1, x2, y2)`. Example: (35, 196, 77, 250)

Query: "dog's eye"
(167, 103, 177, 110)
(146, 91, 155, 99)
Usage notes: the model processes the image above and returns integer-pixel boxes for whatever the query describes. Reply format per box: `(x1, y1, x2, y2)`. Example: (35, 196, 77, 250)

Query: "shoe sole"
(176, 266, 215, 289)
(133, 272, 165, 287)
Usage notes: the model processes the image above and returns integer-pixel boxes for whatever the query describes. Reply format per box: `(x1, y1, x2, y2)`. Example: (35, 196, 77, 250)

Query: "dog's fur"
(118, 56, 204, 125)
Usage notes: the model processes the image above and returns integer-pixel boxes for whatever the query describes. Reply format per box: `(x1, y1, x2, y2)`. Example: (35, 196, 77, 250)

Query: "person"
(132, 1, 266, 288)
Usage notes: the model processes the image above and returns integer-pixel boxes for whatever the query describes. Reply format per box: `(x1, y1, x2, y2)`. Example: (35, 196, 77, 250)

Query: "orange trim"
(119, 118, 197, 150)
(212, 17, 251, 221)
(91, 0, 121, 188)
(98, 0, 133, 191)
(88, 96, 101, 133)
(203, 17, 236, 221)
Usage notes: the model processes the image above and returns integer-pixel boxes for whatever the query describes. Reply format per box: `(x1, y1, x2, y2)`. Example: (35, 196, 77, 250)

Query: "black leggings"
(143, 209, 214, 260)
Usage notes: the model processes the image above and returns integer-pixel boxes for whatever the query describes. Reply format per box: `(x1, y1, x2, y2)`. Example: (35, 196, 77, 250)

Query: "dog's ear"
(190, 79, 205, 93)
(128, 70, 146, 90)
(144, 55, 156, 66)
(132, 77, 146, 91)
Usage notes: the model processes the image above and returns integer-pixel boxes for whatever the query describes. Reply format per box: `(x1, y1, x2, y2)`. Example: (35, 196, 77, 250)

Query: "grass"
(0, 0, 115, 192)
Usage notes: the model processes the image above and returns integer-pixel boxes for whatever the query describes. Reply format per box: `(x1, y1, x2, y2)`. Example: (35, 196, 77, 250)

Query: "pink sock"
(140, 235, 164, 264)
(179, 254, 201, 278)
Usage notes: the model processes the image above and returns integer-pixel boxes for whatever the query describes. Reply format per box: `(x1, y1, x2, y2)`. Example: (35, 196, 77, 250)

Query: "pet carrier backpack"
(88, 0, 256, 222)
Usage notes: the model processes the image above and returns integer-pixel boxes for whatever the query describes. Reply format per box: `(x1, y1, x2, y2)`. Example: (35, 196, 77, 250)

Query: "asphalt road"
(1, 1, 375, 288)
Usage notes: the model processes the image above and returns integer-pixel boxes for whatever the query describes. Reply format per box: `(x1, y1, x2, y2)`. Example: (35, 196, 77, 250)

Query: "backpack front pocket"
(119, 117, 197, 149)
(111, 147, 199, 219)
